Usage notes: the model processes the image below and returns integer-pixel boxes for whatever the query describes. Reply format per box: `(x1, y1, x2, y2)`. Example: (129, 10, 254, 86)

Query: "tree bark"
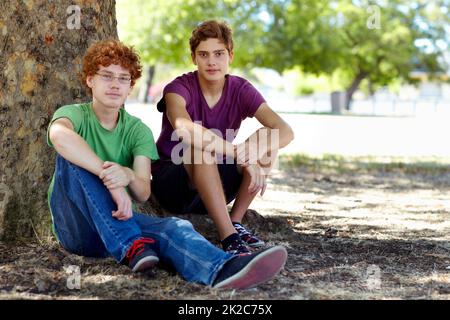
(345, 70, 368, 110)
(0, 0, 118, 240)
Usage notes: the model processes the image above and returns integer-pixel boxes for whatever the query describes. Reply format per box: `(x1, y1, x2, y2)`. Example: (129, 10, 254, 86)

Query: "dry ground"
(1, 156, 450, 300)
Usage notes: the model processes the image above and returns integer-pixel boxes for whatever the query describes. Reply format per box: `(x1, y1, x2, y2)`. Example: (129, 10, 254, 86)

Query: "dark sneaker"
(212, 245, 287, 289)
(126, 237, 159, 272)
(232, 222, 265, 248)
(223, 237, 251, 255)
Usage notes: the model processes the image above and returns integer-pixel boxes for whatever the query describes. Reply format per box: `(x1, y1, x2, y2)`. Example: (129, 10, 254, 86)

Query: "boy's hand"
(109, 187, 133, 221)
(235, 139, 269, 167)
(243, 164, 267, 196)
(99, 161, 135, 189)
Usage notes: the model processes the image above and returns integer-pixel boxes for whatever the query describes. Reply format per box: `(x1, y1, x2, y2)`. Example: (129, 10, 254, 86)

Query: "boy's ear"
(229, 51, 234, 64)
(86, 75, 94, 88)
(191, 53, 197, 65)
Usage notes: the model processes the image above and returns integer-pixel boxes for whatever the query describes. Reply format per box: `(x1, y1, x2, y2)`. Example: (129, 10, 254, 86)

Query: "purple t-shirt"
(154, 71, 265, 170)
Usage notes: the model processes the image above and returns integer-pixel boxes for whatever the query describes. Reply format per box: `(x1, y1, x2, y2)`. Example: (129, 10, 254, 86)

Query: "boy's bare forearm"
(126, 169, 150, 202)
(176, 119, 235, 158)
(245, 125, 293, 152)
(50, 125, 104, 176)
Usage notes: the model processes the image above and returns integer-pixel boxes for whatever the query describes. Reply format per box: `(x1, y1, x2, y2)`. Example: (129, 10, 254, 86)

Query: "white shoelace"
(233, 223, 252, 237)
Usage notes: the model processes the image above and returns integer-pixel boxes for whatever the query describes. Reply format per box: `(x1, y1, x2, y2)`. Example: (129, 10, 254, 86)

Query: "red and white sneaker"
(125, 237, 159, 272)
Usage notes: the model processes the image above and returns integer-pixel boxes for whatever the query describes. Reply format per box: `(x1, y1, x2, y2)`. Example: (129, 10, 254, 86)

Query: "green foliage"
(275, 0, 450, 91)
(117, 0, 270, 69)
(117, 0, 449, 93)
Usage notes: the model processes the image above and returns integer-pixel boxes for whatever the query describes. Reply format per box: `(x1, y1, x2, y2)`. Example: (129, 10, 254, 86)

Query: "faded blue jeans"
(49, 155, 233, 286)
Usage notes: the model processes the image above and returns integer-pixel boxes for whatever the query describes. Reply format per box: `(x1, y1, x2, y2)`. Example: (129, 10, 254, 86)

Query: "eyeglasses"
(95, 72, 132, 85)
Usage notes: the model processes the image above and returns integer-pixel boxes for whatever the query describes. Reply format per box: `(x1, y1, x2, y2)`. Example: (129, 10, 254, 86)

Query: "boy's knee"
(164, 217, 194, 232)
(56, 155, 79, 173)
(56, 154, 68, 168)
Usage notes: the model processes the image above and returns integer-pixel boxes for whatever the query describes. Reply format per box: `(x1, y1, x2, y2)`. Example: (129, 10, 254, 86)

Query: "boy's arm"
(236, 103, 295, 164)
(48, 118, 104, 175)
(101, 156, 151, 203)
(49, 117, 134, 220)
(253, 103, 294, 149)
(129, 156, 151, 202)
(235, 103, 294, 196)
(165, 92, 235, 158)
(100, 156, 151, 202)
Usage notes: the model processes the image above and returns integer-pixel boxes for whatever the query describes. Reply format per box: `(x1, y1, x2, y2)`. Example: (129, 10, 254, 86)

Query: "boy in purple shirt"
(152, 20, 294, 255)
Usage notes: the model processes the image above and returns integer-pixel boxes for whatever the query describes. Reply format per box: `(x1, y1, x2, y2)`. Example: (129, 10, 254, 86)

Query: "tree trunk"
(138, 65, 156, 103)
(0, 0, 118, 241)
(368, 79, 375, 97)
(345, 71, 368, 110)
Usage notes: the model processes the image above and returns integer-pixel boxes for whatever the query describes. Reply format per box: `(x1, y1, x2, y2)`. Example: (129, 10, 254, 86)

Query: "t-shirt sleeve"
(163, 77, 191, 107)
(47, 105, 84, 147)
(132, 122, 160, 161)
(239, 81, 266, 119)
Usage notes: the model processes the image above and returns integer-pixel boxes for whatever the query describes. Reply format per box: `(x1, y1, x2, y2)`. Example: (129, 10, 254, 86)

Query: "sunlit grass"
(279, 153, 450, 174)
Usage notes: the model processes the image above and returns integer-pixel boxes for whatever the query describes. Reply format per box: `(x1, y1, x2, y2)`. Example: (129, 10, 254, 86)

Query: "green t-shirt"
(47, 102, 159, 204)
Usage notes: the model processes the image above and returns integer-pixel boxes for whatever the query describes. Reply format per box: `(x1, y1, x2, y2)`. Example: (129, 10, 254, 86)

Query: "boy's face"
(192, 38, 233, 82)
(86, 64, 132, 109)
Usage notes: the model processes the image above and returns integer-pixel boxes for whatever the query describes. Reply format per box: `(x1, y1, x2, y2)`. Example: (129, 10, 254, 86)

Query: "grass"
(279, 153, 450, 175)
(277, 111, 412, 118)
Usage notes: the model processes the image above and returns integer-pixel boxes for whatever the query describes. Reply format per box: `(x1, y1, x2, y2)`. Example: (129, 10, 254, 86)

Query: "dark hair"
(189, 20, 234, 55)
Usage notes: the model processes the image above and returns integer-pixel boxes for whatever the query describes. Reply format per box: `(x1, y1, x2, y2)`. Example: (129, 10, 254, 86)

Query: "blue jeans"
(49, 155, 233, 286)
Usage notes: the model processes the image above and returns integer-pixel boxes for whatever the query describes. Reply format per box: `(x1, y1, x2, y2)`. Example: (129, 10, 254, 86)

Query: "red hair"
(81, 39, 142, 92)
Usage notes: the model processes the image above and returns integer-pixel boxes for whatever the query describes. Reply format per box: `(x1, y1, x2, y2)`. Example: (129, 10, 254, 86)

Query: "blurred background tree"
(117, 0, 269, 102)
(117, 0, 449, 109)
(267, 0, 450, 109)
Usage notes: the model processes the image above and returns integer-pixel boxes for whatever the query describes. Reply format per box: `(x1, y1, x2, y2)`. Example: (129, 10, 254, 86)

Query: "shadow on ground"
(1, 162, 450, 299)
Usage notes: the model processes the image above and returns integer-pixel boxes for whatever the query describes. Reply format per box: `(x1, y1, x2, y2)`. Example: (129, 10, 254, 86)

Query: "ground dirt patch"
(1, 160, 450, 300)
